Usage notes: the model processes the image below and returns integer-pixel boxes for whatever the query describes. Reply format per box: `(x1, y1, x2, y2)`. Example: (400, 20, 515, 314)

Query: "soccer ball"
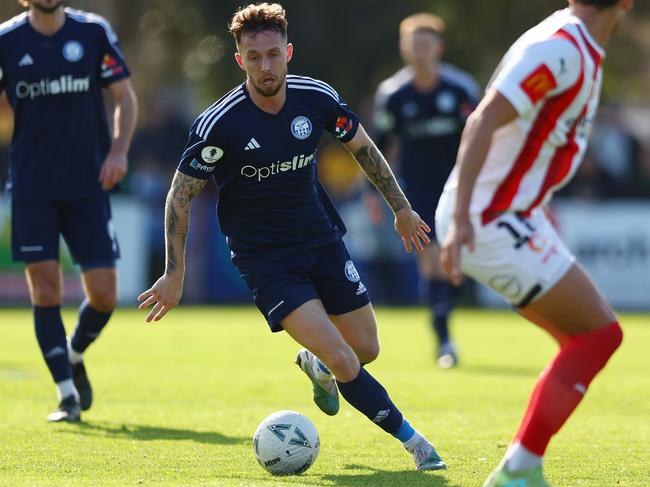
(253, 410, 320, 476)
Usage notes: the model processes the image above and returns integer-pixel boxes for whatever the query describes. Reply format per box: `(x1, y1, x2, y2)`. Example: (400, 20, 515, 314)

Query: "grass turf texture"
(0, 307, 647, 486)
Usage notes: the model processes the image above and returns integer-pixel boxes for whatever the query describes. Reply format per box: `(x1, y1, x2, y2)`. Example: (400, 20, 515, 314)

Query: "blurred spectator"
(589, 103, 641, 197)
(561, 103, 643, 200)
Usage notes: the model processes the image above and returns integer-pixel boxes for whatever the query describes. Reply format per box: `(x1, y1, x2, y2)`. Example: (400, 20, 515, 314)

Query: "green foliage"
(1, 1, 647, 111)
(0, 307, 648, 486)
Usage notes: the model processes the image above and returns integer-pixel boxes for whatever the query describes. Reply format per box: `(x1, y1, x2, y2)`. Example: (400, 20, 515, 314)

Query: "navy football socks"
(337, 367, 404, 435)
(70, 299, 113, 354)
(33, 306, 71, 382)
(429, 279, 454, 345)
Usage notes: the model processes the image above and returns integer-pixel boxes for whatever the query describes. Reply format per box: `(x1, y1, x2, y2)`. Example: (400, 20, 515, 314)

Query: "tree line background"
(2, 0, 648, 116)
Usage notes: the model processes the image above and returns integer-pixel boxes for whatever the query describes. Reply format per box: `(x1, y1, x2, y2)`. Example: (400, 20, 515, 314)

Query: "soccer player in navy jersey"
(2, 0, 137, 421)
(138, 3, 446, 471)
(373, 13, 479, 368)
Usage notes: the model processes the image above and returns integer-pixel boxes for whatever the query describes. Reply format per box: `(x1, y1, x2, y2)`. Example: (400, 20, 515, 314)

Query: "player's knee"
(320, 345, 359, 381)
(357, 340, 380, 365)
(87, 287, 117, 312)
(29, 275, 61, 306)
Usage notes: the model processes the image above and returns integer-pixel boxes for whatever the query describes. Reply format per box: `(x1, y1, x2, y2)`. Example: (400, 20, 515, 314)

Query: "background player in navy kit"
(2, 0, 137, 421)
(373, 13, 478, 368)
(138, 3, 446, 471)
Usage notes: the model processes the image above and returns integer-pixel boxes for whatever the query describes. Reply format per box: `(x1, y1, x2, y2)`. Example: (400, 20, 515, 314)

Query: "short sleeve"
(177, 119, 225, 180)
(490, 38, 581, 117)
(0, 63, 5, 94)
(96, 18, 130, 87)
(323, 88, 360, 143)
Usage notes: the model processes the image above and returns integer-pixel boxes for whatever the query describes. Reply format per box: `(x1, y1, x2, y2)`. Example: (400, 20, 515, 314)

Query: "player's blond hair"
(400, 13, 446, 37)
(17, 0, 30, 7)
(229, 3, 288, 44)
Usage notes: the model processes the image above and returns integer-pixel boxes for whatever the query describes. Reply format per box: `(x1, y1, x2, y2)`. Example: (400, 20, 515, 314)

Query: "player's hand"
(99, 149, 128, 191)
(137, 273, 183, 323)
(440, 216, 474, 286)
(394, 207, 431, 253)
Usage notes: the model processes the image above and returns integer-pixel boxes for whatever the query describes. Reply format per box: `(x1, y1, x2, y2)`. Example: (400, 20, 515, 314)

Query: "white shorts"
(435, 193, 575, 307)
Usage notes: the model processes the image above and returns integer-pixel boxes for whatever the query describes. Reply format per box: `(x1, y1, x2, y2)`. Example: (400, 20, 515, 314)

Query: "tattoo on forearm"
(353, 144, 408, 212)
(164, 173, 207, 273)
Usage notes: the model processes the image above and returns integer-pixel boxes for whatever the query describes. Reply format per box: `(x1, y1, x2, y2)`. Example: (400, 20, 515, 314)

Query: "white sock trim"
(67, 339, 83, 365)
(403, 430, 424, 451)
(56, 379, 79, 402)
(505, 442, 543, 471)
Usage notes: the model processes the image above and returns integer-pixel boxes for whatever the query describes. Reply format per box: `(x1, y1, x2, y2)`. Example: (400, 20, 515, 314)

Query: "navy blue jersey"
(178, 75, 360, 266)
(374, 65, 478, 195)
(0, 8, 130, 200)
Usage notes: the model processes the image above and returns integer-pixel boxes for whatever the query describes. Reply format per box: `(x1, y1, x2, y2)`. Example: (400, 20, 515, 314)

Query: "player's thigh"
(519, 263, 617, 336)
(10, 198, 61, 264)
(281, 299, 359, 381)
(59, 195, 119, 269)
(329, 303, 379, 365)
(81, 267, 117, 312)
(25, 260, 63, 306)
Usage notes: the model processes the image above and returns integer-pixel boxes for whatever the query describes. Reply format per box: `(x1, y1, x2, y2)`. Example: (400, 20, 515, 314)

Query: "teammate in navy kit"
(138, 3, 446, 471)
(2, 0, 137, 421)
(373, 13, 478, 368)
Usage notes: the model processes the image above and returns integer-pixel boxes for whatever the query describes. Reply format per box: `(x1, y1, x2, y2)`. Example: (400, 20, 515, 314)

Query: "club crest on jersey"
(344, 260, 360, 283)
(291, 116, 312, 140)
(62, 41, 84, 63)
(436, 91, 457, 113)
(201, 146, 224, 164)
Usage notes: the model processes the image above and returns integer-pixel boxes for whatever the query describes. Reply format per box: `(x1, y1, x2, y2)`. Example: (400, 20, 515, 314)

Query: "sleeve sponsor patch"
(520, 64, 557, 104)
(334, 116, 353, 139)
(101, 54, 124, 79)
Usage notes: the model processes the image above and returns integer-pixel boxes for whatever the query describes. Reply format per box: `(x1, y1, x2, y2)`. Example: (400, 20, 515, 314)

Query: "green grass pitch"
(0, 306, 648, 486)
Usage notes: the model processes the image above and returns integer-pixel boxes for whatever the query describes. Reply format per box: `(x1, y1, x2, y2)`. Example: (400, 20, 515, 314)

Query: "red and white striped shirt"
(442, 9, 604, 224)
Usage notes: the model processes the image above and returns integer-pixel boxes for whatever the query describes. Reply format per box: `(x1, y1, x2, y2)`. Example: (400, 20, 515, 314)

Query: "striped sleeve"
(490, 37, 582, 117)
(177, 120, 226, 180)
(177, 90, 245, 179)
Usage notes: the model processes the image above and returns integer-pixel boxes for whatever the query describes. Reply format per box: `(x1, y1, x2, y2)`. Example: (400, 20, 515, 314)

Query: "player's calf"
(515, 322, 622, 456)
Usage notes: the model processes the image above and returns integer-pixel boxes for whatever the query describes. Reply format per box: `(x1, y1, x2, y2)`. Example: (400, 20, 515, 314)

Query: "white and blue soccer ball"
(253, 410, 320, 476)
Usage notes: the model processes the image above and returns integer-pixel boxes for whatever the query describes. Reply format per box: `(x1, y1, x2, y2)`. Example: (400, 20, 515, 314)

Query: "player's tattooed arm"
(345, 124, 431, 253)
(345, 125, 409, 213)
(164, 171, 207, 275)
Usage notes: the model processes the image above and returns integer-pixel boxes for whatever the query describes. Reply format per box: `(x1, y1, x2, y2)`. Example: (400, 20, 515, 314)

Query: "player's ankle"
(505, 442, 543, 471)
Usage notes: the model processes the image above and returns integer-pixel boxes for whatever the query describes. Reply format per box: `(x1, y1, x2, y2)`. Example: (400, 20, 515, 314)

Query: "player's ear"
(286, 43, 293, 63)
(234, 51, 246, 71)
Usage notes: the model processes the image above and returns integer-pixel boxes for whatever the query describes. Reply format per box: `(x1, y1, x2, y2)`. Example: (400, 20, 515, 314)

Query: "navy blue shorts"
(239, 240, 371, 332)
(11, 195, 119, 269)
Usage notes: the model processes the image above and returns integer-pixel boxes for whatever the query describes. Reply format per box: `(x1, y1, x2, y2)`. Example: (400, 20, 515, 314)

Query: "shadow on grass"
(459, 363, 540, 378)
(320, 464, 458, 487)
(66, 421, 248, 445)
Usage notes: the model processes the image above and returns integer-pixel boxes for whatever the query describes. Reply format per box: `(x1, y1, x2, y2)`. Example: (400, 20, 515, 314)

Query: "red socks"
(516, 322, 623, 455)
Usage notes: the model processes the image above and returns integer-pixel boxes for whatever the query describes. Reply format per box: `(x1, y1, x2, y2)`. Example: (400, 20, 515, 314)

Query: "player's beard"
(31, 0, 66, 14)
(252, 70, 287, 97)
